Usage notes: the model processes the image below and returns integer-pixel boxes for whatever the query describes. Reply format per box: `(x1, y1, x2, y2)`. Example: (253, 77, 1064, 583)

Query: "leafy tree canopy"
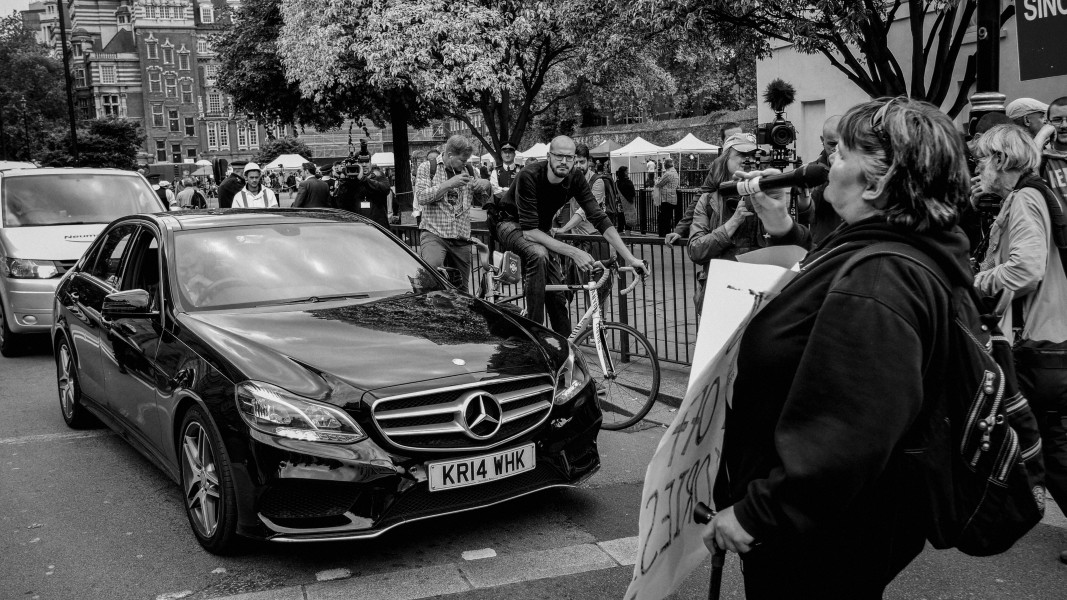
(254, 136, 314, 165)
(38, 117, 144, 170)
(0, 12, 68, 160)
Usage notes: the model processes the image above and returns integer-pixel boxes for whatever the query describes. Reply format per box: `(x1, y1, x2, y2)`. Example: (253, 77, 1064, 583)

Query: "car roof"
(0, 161, 38, 171)
(0, 167, 144, 177)
(150, 208, 370, 231)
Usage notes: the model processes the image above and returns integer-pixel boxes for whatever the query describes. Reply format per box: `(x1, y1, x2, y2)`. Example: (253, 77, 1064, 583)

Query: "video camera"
(744, 79, 802, 172)
(338, 139, 373, 178)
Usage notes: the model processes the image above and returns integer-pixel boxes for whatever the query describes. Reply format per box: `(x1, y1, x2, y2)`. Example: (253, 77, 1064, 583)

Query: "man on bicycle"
(490, 135, 648, 336)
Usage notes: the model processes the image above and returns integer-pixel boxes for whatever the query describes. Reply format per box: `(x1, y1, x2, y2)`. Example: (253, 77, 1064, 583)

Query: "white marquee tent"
(263, 153, 310, 170)
(661, 133, 720, 155)
(609, 137, 669, 174)
(371, 152, 394, 167)
(521, 142, 549, 161)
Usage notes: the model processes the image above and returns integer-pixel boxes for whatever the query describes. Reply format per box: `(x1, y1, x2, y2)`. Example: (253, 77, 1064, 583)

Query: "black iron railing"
(390, 225, 699, 366)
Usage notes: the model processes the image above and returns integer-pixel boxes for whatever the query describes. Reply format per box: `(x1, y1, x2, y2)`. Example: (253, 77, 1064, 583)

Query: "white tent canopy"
(263, 153, 310, 170)
(371, 152, 394, 167)
(660, 133, 720, 154)
(521, 142, 549, 160)
(609, 137, 669, 173)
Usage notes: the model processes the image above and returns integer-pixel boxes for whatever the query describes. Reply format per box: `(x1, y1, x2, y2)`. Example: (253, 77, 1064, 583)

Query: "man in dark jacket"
(793, 115, 843, 245)
(292, 162, 333, 208)
(217, 169, 245, 209)
(333, 163, 392, 227)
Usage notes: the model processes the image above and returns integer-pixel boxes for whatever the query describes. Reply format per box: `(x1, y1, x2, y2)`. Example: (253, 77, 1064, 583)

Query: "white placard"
(624, 259, 797, 600)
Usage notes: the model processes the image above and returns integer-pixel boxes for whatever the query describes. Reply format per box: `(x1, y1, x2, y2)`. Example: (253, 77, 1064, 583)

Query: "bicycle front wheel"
(574, 322, 660, 430)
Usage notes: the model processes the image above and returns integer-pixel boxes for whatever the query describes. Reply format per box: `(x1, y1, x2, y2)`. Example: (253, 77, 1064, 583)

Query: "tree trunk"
(390, 96, 413, 212)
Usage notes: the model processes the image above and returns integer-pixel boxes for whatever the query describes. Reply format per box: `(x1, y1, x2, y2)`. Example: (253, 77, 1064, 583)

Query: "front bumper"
(1, 276, 59, 333)
(234, 385, 602, 542)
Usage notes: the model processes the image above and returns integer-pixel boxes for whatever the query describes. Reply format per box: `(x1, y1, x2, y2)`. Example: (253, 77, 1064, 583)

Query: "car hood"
(0, 224, 105, 260)
(181, 291, 563, 401)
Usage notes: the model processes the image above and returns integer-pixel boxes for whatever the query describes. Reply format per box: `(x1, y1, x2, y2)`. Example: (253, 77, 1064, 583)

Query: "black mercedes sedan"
(51, 209, 601, 553)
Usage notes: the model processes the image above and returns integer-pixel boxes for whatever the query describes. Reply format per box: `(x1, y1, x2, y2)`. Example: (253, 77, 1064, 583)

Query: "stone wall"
(566, 108, 757, 148)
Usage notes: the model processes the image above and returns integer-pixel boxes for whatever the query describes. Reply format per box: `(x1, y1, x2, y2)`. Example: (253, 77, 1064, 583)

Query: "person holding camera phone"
(414, 135, 491, 291)
(686, 133, 763, 316)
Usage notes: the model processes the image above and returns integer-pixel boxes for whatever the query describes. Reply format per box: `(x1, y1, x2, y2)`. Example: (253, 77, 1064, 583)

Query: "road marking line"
(0, 431, 113, 445)
(461, 548, 496, 561)
(207, 536, 636, 600)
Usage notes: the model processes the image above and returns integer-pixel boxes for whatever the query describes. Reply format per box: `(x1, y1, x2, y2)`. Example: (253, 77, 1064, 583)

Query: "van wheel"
(0, 300, 24, 358)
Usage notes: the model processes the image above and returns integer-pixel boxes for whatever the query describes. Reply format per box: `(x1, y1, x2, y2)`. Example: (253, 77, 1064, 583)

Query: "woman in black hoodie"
(703, 98, 973, 598)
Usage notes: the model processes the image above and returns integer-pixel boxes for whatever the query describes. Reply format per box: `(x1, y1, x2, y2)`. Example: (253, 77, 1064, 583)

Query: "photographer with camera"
(414, 135, 491, 291)
(333, 157, 392, 227)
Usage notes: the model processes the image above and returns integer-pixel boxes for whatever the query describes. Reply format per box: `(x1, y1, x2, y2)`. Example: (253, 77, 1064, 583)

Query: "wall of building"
(757, 9, 1067, 163)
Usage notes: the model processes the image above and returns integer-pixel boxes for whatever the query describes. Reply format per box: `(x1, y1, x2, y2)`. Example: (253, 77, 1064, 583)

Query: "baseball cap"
(722, 133, 758, 154)
(1006, 98, 1049, 120)
(243, 162, 262, 175)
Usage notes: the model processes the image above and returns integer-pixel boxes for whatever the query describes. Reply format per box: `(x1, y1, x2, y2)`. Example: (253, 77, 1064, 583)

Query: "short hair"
(719, 122, 741, 142)
(837, 97, 969, 232)
(971, 124, 1041, 174)
(575, 143, 591, 160)
(663, 158, 674, 169)
(444, 135, 473, 157)
(976, 112, 1014, 135)
(302, 162, 317, 175)
(1049, 96, 1067, 118)
(616, 165, 629, 177)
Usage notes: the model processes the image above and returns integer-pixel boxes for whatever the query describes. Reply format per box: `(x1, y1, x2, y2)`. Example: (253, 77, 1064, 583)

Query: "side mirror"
(102, 289, 157, 320)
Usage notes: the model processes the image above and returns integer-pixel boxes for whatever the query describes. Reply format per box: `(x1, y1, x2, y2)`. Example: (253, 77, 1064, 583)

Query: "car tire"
(0, 299, 24, 358)
(55, 337, 97, 429)
(179, 406, 241, 554)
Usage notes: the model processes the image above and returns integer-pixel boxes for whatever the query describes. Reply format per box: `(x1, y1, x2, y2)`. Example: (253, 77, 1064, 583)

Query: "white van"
(0, 168, 166, 356)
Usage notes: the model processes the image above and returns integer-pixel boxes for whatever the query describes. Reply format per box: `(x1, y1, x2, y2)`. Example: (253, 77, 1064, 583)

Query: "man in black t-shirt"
(494, 136, 648, 335)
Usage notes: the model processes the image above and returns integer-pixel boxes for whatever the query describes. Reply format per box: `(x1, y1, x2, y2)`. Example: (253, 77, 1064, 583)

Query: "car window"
(88, 224, 139, 288)
(173, 222, 446, 310)
(122, 232, 162, 311)
(1, 173, 163, 227)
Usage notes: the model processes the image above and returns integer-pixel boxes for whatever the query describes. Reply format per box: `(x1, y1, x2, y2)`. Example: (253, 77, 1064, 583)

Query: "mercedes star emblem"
(458, 390, 503, 440)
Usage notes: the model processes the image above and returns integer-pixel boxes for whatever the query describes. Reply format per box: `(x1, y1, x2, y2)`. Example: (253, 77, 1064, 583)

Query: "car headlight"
(235, 381, 366, 444)
(553, 345, 591, 405)
(1, 258, 60, 279)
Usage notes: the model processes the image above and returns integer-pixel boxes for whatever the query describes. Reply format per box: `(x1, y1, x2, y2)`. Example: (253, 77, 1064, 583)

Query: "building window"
(247, 121, 259, 148)
(74, 68, 85, 87)
(206, 123, 218, 150)
(180, 81, 193, 103)
(100, 65, 116, 84)
(184, 117, 195, 136)
(218, 123, 229, 149)
(117, 14, 129, 25)
(200, 6, 214, 23)
(156, 140, 166, 162)
(72, 43, 82, 57)
(169, 109, 180, 132)
(236, 122, 248, 149)
(197, 38, 208, 54)
(165, 76, 177, 98)
(207, 92, 221, 113)
(148, 71, 161, 92)
(101, 94, 120, 116)
(205, 64, 217, 86)
(163, 47, 173, 64)
(178, 53, 189, 70)
(152, 104, 164, 127)
(146, 41, 157, 59)
(77, 98, 92, 120)
(187, 147, 197, 159)
(172, 144, 182, 163)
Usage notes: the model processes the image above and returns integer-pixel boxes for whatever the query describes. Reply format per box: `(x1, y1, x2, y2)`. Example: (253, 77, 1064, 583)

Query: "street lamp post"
(56, 0, 79, 162)
(19, 97, 29, 161)
(968, 0, 1005, 135)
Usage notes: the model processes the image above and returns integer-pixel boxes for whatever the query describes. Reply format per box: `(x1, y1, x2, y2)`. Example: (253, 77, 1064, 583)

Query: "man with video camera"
(333, 157, 392, 227)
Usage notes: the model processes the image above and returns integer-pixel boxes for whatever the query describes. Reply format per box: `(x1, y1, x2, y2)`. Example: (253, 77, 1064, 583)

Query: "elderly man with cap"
(1006, 97, 1050, 139)
(231, 163, 279, 209)
(489, 143, 521, 199)
(156, 179, 177, 209)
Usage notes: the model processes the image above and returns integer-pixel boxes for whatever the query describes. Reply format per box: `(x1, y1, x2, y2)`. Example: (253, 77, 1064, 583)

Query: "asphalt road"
(2, 334, 1067, 600)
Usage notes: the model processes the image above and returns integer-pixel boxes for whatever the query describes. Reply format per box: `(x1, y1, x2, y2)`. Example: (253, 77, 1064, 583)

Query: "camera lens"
(770, 123, 795, 146)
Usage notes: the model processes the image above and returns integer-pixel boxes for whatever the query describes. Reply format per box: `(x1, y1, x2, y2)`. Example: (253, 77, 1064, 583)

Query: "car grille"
(370, 374, 555, 453)
(259, 481, 363, 520)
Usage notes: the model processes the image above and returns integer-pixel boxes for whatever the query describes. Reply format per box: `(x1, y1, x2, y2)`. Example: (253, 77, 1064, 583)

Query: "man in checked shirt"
(415, 135, 492, 290)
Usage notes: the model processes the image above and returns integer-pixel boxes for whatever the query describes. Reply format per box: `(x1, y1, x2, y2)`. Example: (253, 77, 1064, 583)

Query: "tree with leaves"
(38, 117, 144, 170)
(254, 136, 314, 165)
(0, 12, 67, 160)
(626, 0, 1015, 117)
(278, 0, 677, 162)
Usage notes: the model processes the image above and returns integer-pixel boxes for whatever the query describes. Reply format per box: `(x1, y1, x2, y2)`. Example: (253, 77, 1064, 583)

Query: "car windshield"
(173, 222, 447, 310)
(1, 173, 163, 227)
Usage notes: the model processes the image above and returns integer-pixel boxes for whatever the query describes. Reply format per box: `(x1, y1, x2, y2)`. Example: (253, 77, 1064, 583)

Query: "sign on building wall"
(1017, 0, 1067, 80)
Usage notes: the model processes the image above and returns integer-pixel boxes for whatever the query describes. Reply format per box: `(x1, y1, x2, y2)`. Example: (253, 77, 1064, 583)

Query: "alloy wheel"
(182, 422, 221, 538)
(58, 344, 76, 420)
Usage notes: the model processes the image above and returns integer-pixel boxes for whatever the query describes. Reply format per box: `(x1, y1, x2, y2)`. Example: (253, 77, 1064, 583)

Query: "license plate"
(427, 443, 535, 492)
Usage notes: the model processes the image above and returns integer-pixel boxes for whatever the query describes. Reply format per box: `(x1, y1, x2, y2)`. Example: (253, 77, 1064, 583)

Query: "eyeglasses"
(549, 152, 576, 163)
(1049, 117, 1067, 126)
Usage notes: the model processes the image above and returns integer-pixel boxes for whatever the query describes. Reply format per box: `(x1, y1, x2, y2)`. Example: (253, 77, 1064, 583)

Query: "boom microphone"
(718, 163, 829, 198)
